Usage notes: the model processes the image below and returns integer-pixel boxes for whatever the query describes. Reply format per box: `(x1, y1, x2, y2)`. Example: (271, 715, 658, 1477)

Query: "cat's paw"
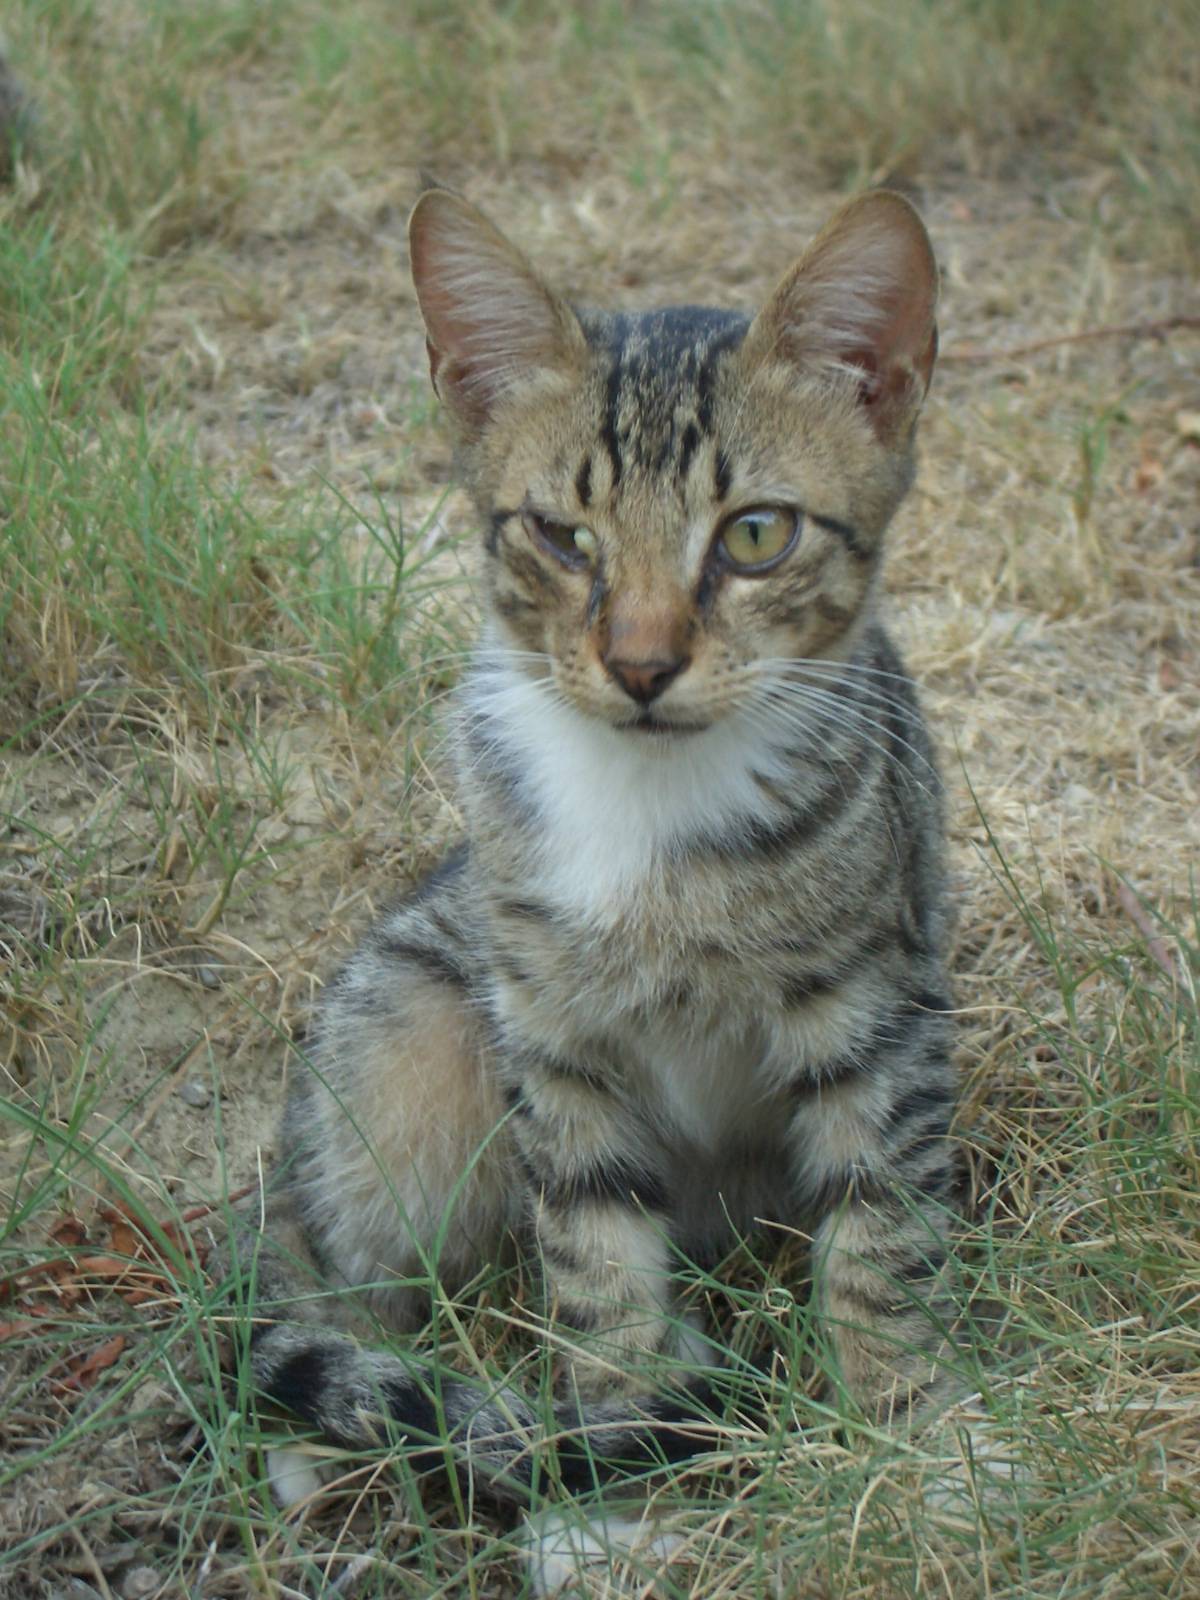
(555, 1310, 714, 1400)
(555, 1339, 643, 1402)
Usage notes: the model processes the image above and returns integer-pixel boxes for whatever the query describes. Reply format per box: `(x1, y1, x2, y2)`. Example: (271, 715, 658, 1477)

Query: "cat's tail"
(247, 1319, 725, 1507)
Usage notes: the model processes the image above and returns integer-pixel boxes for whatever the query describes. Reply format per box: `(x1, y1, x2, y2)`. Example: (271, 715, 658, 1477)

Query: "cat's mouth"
(622, 713, 711, 738)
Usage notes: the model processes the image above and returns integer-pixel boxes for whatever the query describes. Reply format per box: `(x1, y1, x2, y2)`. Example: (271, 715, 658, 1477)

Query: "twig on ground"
(942, 315, 1200, 364)
(68, 1526, 115, 1600)
(330, 1551, 380, 1594)
(1115, 882, 1180, 984)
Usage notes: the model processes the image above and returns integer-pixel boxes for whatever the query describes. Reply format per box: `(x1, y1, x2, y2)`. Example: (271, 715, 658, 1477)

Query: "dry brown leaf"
(1133, 437, 1164, 492)
(50, 1333, 127, 1396)
(74, 1253, 137, 1279)
(49, 1215, 88, 1248)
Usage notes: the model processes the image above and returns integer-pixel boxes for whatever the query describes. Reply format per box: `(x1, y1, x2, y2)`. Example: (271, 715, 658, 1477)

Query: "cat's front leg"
(785, 998, 960, 1421)
(500, 1040, 677, 1398)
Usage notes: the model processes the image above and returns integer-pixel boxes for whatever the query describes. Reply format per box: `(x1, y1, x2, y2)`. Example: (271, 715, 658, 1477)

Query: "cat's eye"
(524, 512, 597, 570)
(718, 507, 799, 572)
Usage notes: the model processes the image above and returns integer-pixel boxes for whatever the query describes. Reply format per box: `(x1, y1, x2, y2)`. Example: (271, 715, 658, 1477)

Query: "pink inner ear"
(746, 193, 938, 429)
(408, 190, 582, 429)
(846, 348, 883, 406)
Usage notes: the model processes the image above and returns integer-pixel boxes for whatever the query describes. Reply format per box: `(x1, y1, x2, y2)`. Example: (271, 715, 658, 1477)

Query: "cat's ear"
(408, 188, 585, 432)
(744, 191, 938, 435)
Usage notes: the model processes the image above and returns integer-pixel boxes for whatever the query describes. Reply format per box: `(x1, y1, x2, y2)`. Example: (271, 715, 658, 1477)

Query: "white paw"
(920, 1408, 1024, 1513)
(265, 1445, 329, 1510)
(519, 1506, 684, 1597)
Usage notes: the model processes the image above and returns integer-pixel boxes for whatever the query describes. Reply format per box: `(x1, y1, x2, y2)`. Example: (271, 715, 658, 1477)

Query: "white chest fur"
(464, 660, 790, 924)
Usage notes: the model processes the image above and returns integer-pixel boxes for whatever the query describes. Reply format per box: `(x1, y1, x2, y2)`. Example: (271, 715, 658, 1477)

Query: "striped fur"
(248, 186, 957, 1517)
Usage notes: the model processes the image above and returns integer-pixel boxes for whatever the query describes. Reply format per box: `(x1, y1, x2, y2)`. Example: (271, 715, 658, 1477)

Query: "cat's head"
(409, 185, 937, 740)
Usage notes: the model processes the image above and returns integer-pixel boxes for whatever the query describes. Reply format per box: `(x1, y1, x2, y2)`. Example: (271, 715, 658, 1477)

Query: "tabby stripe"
(790, 1054, 871, 1097)
(831, 1282, 912, 1319)
(811, 510, 872, 562)
(461, 719, 531, 813)
(677, 420, 700, 483)
(493, 951, 533, 986)
(376, 937, 469, 988)
(518, 1044, 611, 1094)
(806, 1164, 887, 1217)
(909, 989, 953, 1015)
(575, 454, 593, 507)
(494, 592, 534, 622)
(713, 746, 876, 860)
(554, 1382, 725, 1488)
(892, 1124, 951, 1169)
(713, 446, 732, 501)
(538, 1234, 585, 1274)
(815, 595, 853, 626)
(750, 768, 794, 810)
(531, 1154, 669, 1214)
(888, 1247, 947, 1284)
(495, 897, 554, 922)
(600, 354, 624, 487)
(869, 994, 951, 1052)
(781, 969, 843, 1007)
(501, 1081, 531, 1117)
(424, 905, 467, 947)
(408, 843, 469, 903)
(504, 545, 560, 596)
(780, 923, 897, 1005)
(694, 326, 743, 432)
(795, 1005, 952, 1097)
(265, 1345, 341, 1426)
(587, 567, 607, 626)
(912, 1161, 958, 1201)
(377, 1374, 446, 1461)
(487, 506, 521, 556)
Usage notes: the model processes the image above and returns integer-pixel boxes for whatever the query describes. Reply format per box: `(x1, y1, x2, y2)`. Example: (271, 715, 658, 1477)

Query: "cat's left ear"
(408, 187, 586, 434)
(744, 191, 938, 437)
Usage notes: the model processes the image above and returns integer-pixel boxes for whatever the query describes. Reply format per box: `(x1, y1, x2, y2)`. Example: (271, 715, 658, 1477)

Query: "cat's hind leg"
(281, 917, 520, 1327)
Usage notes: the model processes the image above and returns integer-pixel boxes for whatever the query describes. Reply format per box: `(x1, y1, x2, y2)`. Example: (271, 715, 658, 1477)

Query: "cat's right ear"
(408, 189, 585, 433)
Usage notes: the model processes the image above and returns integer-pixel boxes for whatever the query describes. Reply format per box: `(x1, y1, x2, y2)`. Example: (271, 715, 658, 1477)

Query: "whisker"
(760, 656, 924, 690)
(746, 686, 939, 798)
(761, 678, 937, 749)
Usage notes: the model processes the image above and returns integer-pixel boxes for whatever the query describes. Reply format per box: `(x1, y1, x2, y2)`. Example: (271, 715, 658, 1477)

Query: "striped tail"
(249, 1320, 725, 1504)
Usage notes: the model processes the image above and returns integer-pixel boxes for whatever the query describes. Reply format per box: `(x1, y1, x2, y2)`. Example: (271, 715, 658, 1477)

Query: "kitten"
(246, 183, 957, 1523)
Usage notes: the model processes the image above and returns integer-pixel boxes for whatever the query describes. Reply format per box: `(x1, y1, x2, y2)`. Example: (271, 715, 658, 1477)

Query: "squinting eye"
(718, 507, 799, 571)
(524, 512, 597, 569)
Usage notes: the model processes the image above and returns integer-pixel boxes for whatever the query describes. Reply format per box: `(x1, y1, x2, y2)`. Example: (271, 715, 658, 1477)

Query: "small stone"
(196, 964, 221, 989)
(130, 1379, 172, 1414)
(179, 1081, 211, 1109)
(120, 1569, 160, 1600)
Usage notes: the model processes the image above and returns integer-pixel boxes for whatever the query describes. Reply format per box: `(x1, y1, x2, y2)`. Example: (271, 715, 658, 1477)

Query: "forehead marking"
(587, 310, 748, 497)
(575, 454, 593, 508)
(677, 421, 701, 485)
(599, 344, 626, 490)
(713, 446, 732, 501)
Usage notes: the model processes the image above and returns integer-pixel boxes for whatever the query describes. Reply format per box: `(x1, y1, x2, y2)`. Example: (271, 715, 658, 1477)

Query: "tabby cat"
(246, 183, 957, 1544)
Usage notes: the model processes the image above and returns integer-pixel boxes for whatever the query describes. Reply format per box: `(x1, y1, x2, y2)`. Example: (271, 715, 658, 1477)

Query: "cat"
(242, 181, 958, 1561)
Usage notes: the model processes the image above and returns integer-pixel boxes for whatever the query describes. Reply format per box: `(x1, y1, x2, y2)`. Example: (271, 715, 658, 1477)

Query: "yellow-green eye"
(525, 512, 596, 569)
(718, 507, 798, 571)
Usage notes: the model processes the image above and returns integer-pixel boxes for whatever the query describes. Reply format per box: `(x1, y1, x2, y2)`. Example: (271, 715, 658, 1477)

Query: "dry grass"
(1, 2, 1198, 1597)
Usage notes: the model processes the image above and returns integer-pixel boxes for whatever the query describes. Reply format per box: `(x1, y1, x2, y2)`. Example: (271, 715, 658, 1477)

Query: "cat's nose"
(603, 654, 690, 706)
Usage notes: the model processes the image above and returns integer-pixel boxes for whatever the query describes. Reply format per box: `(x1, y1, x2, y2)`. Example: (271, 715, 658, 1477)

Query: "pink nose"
(603, 654, 689, 706)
